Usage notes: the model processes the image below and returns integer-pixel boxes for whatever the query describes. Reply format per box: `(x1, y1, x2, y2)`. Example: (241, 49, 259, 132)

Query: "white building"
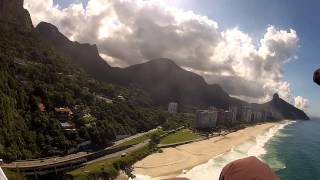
(168, 102, 178, 115)
(194, 110, 218, 129)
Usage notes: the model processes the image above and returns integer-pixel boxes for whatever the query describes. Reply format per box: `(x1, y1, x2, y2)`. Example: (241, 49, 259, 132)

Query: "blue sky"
(53, 0, 320, 117)
(170, 0, 320, 117)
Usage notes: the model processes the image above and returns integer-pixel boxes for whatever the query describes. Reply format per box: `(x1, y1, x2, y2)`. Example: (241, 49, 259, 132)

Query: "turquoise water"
(135, 121, 320, 180)
(262, 119, 320, 180)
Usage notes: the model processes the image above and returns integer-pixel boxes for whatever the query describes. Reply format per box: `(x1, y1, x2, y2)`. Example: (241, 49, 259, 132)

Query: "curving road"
(1, 129, 156, 169)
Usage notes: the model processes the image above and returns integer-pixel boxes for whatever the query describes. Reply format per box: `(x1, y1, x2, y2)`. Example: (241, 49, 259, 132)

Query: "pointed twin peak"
(273, 93, 280, 100)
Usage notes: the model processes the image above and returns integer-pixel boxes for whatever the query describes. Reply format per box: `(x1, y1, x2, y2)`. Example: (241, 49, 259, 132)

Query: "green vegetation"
(116, 129, 164, 148)
(160, 129, 203, 145)
(162, 113, 195, 130)
(67, 145, 154, 179)
(0, 21, 168, 161)
(2, 169, 26, 180)
(68, 156, 121, 179)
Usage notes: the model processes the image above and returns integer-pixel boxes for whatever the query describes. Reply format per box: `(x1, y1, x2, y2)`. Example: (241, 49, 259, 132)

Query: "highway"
(1, 151, 92, 169)
(87, 141, 148, 164)
(1, 129, 155, 169)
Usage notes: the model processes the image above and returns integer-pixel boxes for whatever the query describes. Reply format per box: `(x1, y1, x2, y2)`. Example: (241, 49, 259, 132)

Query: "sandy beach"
(133, 123, 277, 179)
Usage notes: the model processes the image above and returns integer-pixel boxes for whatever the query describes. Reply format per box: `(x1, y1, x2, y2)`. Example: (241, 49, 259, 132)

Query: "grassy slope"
(115, 130, 164, 148)
(67, 145, 152, 180)
(2, 169, 26, 180)
(160, 129, 202, 145)
(68, 156, 121, 180)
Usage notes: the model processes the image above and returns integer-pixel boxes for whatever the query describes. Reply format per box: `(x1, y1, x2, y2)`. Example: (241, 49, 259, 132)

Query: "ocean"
(135, 120, 320, 180)
(263, 119, 320, 180)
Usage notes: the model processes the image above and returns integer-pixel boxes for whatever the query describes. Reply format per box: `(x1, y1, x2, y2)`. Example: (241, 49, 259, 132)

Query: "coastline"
(133, 122, 278, 179)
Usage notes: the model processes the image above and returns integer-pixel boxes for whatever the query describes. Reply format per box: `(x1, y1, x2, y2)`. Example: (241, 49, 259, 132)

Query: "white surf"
(134, 121, 293, 180)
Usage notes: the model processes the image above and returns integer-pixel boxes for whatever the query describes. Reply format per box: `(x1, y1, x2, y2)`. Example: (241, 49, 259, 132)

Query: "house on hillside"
(96, 94, 113, 104)
(117, 95, 126, 101)
(60, 122, 75, 131)
(54, 107, 73, 122)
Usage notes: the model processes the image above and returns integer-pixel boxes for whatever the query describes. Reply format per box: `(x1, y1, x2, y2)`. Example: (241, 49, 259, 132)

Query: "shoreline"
(133, 122, 278, 179)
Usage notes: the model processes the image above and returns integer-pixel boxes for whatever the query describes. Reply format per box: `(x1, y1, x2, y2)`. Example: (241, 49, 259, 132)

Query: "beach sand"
(133, 123, 276, 179)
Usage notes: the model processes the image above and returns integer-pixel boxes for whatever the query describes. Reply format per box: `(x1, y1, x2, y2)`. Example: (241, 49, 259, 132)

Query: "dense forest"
(0, 21, 172, 161)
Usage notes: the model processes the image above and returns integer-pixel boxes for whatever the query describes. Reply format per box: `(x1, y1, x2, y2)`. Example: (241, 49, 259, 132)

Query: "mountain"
(0, 0, 168, 161)
(264, 93, 309, 120)
(35, 23, 240, 110)
(108, 60, 309, 120)
(0, 0, 33, 31)
(35, 15, 309, 119)
(106, 58, 243, 110)
(36, 22, 112, 82)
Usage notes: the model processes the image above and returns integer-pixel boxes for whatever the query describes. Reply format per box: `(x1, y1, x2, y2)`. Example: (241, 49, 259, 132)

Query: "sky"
(23, 0, 320, 117)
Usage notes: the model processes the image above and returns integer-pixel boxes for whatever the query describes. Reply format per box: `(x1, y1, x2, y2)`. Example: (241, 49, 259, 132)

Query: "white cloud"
(294, 96, 309, 110)
(24, 0, 308, 109)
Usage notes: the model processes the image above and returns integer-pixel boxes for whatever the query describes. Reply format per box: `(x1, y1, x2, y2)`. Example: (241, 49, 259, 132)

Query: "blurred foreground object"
(313, 69, 320, 86)
(166, 157, 279, 180)
(0, 167, 8, 180)
(219, 156, 279, 180)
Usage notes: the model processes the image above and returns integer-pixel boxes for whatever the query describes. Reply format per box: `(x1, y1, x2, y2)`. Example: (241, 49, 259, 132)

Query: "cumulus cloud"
(294, 96, 309, 110)
(24, 0, 308, 109)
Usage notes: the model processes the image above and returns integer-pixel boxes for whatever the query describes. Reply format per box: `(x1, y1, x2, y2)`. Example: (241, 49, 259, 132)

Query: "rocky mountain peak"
(0, 0, 33, 31)
(273, 93, 280, 100)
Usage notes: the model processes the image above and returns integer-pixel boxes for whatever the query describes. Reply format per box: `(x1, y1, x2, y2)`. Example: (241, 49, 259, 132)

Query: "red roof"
(38, 103, 46, 112)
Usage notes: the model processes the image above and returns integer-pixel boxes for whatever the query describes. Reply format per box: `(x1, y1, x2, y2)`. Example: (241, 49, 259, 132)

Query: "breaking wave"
(134, 121, 294, 180)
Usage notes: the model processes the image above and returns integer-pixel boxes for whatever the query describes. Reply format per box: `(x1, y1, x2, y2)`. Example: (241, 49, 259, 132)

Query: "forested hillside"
(0, 0, 309, 163)
(0, 19, 168, 161)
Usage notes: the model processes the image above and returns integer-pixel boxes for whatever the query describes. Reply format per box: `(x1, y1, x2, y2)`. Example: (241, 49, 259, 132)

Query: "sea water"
(134, 120, 320, 180)
(263, 119, 320, 180)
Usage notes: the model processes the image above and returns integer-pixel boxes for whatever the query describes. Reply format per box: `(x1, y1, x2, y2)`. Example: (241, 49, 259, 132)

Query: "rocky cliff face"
(0, 0, 33, 31)
(271, 93, 309, 120)
(106, 58, 236, 110)
(34, 13, 309, 119)
(36, 22, 112, 81)
(259, 93, 310, 120)
(35, 22, 310, 119)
